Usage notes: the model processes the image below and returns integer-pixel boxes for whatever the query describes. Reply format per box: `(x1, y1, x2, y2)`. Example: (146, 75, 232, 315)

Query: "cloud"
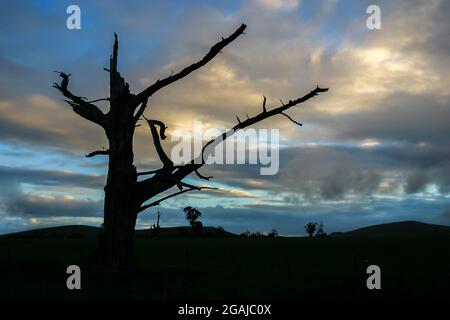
(0, 178, 24, 216)
(404, 162, 450, 194)
(405, 172, 429, 194)
(9, 193, 103, 218)
(0, 95, 107, 152)
(251, 0, 300, 11)
(440, 206, 450, 221)
(313, 94, 450, 147)
(0, 0, 450, 233)
(0, 165, 105, 189)
(0, 165, 104, 219)
(278, 147, 381, 201)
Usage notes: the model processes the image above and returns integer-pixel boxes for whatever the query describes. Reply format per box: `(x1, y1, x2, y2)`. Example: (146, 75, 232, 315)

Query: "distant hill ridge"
(330, 221, 450, 237)
(0, 225, 237, 239)
(0, 220, 449, 239)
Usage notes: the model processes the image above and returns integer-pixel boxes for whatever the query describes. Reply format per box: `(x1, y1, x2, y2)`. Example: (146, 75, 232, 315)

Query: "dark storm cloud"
(405, 172, 429, 194)
(367, 143, 450, 169)
(0, 165, 104, 218)
(0, 165, 105, 189)
(278, 147, 381, 201)
(440, 206, 450, 221)
(404, 162, 450, 194)
(10, 194, 103, 218)
(0, 179, 23, 216)
(312, 93, 450, 147)
(0, 117, 67, 147)
(200, 146, 382, 200)
(202, 141, 450, 199)
(405, 0, 450, 71)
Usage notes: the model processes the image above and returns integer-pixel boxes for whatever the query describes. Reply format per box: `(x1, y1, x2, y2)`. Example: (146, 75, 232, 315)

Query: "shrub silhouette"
(304, 222, 317, 237)
(315, 221, 327, 237)
(184, 206, 202, 234)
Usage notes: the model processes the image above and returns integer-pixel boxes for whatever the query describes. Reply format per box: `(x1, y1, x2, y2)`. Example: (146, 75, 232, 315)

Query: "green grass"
(0, 237, 448, 299)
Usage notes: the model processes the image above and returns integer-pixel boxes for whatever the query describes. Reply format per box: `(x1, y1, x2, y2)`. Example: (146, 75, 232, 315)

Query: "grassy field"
(0, 236, 449, 299)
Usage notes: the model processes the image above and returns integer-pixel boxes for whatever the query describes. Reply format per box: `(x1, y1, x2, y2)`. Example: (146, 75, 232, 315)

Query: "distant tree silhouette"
(184, 206, 201, 226)
(268, 229, 278, 237)
(184, 206, 203, 234)
(53, 23, 328, 268)
(315, 221, 327, 237)
(305, 222, 317, 237)
(240, 230, 251, 237)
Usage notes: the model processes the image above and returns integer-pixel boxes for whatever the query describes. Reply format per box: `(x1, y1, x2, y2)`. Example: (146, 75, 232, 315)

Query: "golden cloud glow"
(361, 139, 380, 148)
(251, 0, 299, 10)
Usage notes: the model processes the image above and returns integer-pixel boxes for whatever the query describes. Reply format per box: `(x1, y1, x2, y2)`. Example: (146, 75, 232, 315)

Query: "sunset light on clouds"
(0, 0, 449, 235)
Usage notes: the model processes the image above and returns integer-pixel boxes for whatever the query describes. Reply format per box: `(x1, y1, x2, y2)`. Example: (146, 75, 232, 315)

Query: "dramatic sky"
(0, 0, 449, 235)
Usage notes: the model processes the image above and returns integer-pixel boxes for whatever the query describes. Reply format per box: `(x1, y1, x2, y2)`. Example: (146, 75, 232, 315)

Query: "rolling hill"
(0, 225, 237, 239)
(1, 220, 449, 239)
(331, 220, 450, 237)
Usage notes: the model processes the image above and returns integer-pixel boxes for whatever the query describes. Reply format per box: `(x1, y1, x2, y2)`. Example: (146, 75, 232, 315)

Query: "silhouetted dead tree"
(54, 23, 328, 269)
(156, 211, 161, 230)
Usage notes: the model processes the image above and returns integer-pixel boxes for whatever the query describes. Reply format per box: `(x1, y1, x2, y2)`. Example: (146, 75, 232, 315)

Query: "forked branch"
(53, 72, 107, 127)
(136, 86, 329, 207)
(144, 116, 172, 168)
(198, 86, 329, 164)
(137, 186, 217, 213)
(86, 149, 110, 158)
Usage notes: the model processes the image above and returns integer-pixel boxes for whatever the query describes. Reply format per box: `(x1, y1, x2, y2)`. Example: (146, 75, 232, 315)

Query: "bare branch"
(149, 119, 167, 139)
(193, 167, 213, 180)
(137, 169, 161, 176)
(86, 149, 110, 157)
(281, 112, 302, 126)
(133, 97, 148, 123)
(136, 86, 328, 204)
(109, 33, 131, 100)
(144, 117, 172, 168)
(196, 86, 328, 166)
(136, 24, 247, 105)
(53, 72, 107, 127)
(137, 186, 217, 213)
(110, 33, 118, 73)
(138, 164, 212, 181)
(262, 96, 267, 112)
(87, 97, 110, 103)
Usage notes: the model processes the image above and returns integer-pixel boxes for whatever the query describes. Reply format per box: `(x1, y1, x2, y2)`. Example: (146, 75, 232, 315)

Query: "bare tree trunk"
(97, 78, 140, 268)
(97, 136, 138, 269)
(93, 31, 143, 269)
